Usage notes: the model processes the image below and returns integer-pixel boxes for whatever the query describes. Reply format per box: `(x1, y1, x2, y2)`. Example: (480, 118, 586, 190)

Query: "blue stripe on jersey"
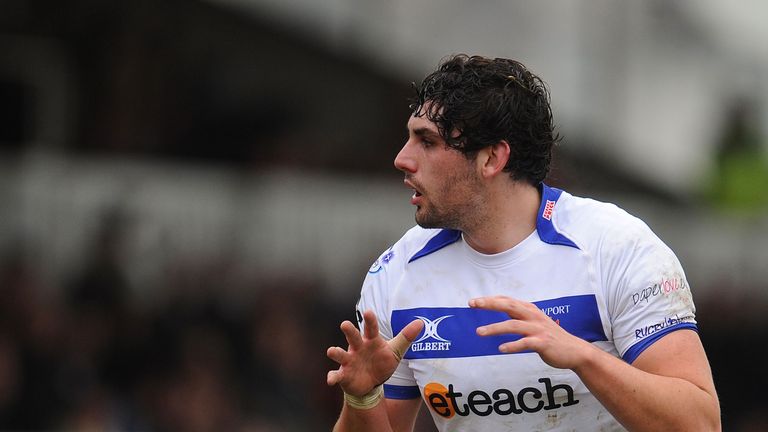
(384, 384, 421, 400)
(537, 184, 579, 249)
(392, 294, 607, 360)
(408, 229, 462, 263)
(622, 322, 698, 364)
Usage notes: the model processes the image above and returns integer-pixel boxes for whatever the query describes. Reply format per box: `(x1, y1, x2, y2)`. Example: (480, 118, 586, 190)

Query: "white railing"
(1, 154, 765, 303)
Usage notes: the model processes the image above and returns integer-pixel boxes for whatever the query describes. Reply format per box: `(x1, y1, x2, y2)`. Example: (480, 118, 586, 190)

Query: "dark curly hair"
(412, 54, 560, 185)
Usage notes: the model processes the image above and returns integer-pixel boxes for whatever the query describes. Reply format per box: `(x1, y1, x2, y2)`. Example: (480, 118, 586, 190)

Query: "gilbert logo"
(542, 200, 556, 220)
(411, 315, 453, 352)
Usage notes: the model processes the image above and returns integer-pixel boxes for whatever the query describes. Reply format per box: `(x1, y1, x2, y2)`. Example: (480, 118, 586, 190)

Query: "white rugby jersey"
(357, 184, 697, 432)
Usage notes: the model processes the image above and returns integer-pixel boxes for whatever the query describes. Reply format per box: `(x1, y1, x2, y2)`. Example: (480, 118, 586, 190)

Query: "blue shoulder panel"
(408, 229, 462, 263)
(537, 184, 579, 249)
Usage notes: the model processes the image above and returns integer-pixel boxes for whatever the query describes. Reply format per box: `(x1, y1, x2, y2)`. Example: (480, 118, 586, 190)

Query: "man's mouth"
(404, 179, 422, 197)
(404, 178, 423, 204)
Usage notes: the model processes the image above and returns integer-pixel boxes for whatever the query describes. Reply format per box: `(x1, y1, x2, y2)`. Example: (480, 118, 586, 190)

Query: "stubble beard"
(414, 171, 486, 231)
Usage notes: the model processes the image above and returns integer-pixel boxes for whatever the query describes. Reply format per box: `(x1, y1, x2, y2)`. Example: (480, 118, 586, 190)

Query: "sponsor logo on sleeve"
(634, 314, 694, 339)
(382, 249, 395, 264)
(368, 248, 395, 274)
(631, 277, 688, 306)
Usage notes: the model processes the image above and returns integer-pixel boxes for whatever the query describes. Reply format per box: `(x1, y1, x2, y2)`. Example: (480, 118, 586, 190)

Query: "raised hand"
(469, 296, 594, 370)
(327, 309, 424, 397)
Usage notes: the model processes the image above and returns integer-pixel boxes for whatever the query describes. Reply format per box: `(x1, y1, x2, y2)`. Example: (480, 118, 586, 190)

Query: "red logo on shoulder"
(542, 200, 556, 220)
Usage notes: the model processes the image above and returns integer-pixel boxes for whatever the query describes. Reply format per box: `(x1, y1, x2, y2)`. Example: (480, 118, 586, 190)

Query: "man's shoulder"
(368, 226, 448, 274)
(556, 191, 640, 223)
(395, 225, 455, 262)
(400, 224, 444, 243)
(553, 191, 655, 249)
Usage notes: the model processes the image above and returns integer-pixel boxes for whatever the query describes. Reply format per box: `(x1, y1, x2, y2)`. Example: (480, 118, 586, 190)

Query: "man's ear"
(478, 140, 511, 178)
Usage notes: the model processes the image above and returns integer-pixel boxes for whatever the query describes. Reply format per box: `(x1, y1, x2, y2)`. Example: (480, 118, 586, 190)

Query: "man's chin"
(414, 213, 435, 229)
(415, 220, 437, 229)
(415, 212, 446, 229)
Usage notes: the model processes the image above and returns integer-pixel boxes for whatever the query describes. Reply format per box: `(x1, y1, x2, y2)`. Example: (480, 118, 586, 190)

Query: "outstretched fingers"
(326, 311, 411, 393)
(327, 345, 351, 365)
(327, 368, 343, 386)
(340, 320, 363, 349)
(469, 296, 538, 320)
(476, 318, 535, 338)
(475, 316, 539, 354)
(470, 297, 547, 355)
(497, 337, 539, 354)
(361, 309, 380, 340)
(402, 318, 425, 342)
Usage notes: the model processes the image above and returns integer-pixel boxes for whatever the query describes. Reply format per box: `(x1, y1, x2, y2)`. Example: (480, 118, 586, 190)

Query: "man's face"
(394, 112, 486, 230)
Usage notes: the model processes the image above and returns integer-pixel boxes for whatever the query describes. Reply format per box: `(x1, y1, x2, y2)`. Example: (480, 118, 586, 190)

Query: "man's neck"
(461, 182, 541, 255)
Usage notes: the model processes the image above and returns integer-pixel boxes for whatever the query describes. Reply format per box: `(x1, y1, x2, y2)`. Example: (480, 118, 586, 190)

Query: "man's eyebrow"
(411, 127, 441, 139)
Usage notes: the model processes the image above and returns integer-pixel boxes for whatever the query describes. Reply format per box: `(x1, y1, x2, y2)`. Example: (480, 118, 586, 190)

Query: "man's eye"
(421, 139, 433, 148)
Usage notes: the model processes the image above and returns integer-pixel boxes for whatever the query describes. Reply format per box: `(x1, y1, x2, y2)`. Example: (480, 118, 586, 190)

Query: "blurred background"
(1, 0, 767, 431)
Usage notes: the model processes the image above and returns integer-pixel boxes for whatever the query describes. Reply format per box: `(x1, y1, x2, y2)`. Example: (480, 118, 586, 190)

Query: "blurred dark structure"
(1, 0, 692, 202)
(1, 0, 767, 431)
(0, 0, 410, 173)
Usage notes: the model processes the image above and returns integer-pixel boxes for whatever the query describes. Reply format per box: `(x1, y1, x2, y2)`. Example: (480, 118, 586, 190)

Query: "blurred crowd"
(0, 215, 349, 432)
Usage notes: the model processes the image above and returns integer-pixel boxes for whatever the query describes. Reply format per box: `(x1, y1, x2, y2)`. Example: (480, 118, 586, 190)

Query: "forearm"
(333, 402, 393, 432)
(574, 345, 720, 431)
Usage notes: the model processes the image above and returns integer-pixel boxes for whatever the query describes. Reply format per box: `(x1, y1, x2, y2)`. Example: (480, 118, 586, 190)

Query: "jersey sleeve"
(601, 218, 697, 364)
(356, 246, 395, 340)
(355, 244, 420, 399)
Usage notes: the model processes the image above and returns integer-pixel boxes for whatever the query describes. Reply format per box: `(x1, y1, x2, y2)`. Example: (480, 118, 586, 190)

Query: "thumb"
(388, 319, 424, 361)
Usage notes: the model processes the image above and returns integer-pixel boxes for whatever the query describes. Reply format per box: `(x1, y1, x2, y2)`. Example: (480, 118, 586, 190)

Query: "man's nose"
(394, 141, 416, 173)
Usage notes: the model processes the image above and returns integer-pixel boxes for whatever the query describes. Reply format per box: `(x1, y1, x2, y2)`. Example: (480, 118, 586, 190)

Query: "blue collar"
(536, 183, 579, 249)
(408, 183, 579, 263)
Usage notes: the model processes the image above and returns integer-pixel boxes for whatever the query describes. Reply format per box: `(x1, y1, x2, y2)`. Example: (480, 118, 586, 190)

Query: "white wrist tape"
(344, 385, 384, 410)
